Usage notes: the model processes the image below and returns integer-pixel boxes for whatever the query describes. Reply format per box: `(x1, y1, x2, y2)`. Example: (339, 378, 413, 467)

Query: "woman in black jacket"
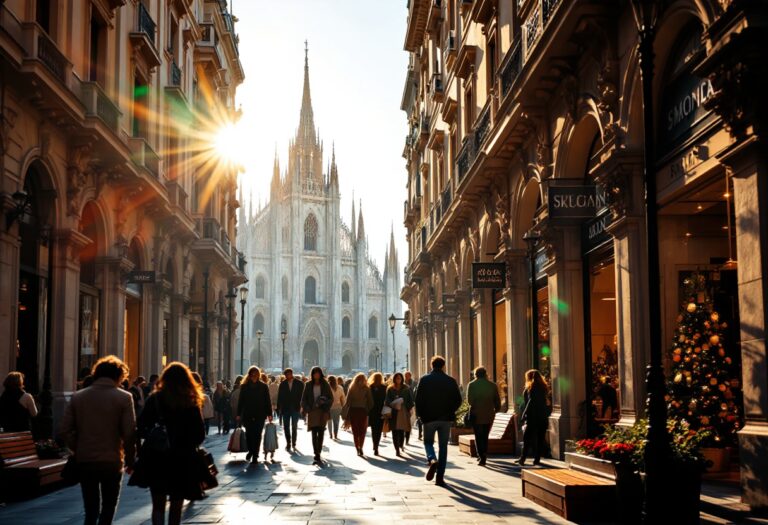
(517, 369, 550, 466)
(237, 366, 272, 464)
(367, 372, 387, 456)
(136, 362, 206, 525)
(301, 367, 332, 465)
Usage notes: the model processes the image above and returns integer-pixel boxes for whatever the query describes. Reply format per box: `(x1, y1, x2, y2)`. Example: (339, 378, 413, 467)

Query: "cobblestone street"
(0, 424, 568, 525)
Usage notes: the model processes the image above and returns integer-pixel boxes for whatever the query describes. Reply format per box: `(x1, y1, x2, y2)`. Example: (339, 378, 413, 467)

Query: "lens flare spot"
(552, 298, 570, 315)
(540, 345, 551, 357)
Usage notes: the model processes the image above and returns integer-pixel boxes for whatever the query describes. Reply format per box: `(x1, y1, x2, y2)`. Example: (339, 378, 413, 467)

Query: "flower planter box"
(701, 447, 731, 473)
(449, 427, 473, 445)
(565, 452, 619, 479)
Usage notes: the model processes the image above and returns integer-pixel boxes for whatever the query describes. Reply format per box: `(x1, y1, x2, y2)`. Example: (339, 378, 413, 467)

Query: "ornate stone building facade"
(0, 0, 245, 427)
(401, 0, 768, 509)
(237, 51, 405, 375)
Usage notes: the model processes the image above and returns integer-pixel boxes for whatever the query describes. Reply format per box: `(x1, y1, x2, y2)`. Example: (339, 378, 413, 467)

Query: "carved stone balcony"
(129, 137, 161, 180)
(129, 2, 161, 68)
(456, 44, 477, 79)
(79, 81, 121, 134)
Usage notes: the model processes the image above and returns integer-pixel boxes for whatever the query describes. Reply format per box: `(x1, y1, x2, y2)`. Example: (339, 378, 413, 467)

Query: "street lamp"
(225, 288, 237, 380)
(628, 1, 670, 522)
(523, 229, 541, 369)
(256, 329, 263, 367)
(389, 313, 404, 374)
(281, 329, 287, 370)
(239, 286, 248, 374)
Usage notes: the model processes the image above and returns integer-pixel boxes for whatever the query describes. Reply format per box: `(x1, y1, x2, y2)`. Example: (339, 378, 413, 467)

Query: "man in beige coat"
(59, 356, 137, 525)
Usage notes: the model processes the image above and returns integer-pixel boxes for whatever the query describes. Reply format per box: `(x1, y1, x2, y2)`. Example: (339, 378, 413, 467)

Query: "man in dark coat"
(237, 366, 272, 464)
(415, 356, 462, 487)
(276, 368, 304, 451)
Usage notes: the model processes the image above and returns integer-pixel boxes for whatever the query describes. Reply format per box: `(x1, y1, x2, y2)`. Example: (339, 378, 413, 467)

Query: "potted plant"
(450, 400, 474, 445)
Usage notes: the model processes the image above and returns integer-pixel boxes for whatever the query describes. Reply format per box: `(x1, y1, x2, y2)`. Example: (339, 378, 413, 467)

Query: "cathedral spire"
(330, 142, 339, 190)
(297, 40, 316, 146)
(357, 199, 365, 243)
(351, 193, 356, 239)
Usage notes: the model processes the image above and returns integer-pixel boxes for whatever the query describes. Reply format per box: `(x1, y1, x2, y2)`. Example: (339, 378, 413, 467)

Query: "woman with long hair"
(0, 371, 38, 432)
(301, 367, 332, 465)
(367, 372, 387, 456)
(517, 369, 550, 466)
(327, 376, 346, 440)
(385, 372, 414, 457)
(136, 362, 206, 525)
(342, 373, 373, 456)
(236, 366, 272, 464)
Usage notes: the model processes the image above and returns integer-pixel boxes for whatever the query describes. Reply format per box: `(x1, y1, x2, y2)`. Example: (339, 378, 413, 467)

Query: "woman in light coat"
(385, 372, 414, 457)
(327, 376, 346, 440)
(342, 373, 373, 456)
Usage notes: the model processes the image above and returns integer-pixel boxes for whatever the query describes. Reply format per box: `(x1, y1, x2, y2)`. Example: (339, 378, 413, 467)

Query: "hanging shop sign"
(583, 210, 614, 255)
(547, 186, 605, 219)
(127, 270, 156, 284)
(472, 262, 506, 289)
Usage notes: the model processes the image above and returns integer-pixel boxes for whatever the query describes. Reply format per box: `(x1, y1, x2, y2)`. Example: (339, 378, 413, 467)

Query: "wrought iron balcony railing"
(170, 60, 182, 86)
(137, 2, 156, 46)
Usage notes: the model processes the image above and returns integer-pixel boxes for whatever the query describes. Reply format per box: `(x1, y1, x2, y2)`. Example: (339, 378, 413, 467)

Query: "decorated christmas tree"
(667, 273, 742, 446)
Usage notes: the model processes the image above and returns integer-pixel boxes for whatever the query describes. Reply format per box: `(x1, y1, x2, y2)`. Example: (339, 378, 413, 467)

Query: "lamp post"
(389, 313, 404, 373)
(281, 329, 287, 371)
(629, 1, 670, 522)
(239, 286, 248, 375)
(202, 267, 210, 381)
(225, 288, 236, 380)
(256, 329, 263, 368)
(523, 229, 541, 369)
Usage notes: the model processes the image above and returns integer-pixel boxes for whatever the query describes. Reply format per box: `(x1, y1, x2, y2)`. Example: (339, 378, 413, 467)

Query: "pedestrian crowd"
(0, 355, 551, 525)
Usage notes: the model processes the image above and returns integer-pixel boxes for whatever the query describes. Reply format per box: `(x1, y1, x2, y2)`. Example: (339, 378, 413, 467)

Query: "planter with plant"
(450, 400, 474, 444)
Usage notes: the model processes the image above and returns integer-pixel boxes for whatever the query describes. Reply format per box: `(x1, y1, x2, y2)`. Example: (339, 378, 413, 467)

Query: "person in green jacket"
(467, 366, 501, 466)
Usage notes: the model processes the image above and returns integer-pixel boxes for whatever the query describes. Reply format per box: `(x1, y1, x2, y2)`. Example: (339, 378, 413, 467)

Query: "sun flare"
(214, 122, 248, 167)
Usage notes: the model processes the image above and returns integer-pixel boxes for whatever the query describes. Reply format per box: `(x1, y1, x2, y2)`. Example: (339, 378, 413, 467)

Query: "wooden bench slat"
(0, 431, 67, 492)
(522, 468, 617, 521)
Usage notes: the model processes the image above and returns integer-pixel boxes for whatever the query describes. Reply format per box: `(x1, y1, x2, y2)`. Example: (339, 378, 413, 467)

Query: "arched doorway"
(124, 238, 144, 377)
(302, 339, 319, 372)
(341, 354, 352, 373)
(15, 162, 56, 394)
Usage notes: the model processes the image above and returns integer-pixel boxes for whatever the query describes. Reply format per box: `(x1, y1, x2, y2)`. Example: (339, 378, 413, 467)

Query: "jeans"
(327, 408, 342, 437)
(244, 420, 266, 458)
(311, 427, 325, 457)
(79, 463, 123, 525)
(281, 411, 300, 446)
(423, 420, 451, 479)
(473, 424, 491, 459)
(370, 419, 383, 450)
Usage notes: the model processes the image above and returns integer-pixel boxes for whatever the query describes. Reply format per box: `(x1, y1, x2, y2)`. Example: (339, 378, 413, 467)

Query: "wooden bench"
(458, 412, 516, 457)
(0, 431, 67, 496)
(522, 468, 616, 521)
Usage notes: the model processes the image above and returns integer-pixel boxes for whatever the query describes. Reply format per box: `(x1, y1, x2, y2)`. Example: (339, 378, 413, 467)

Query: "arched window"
(342, 317, 351, 338)
(341, 282, 350, 303)
(305, 276, 316, 304)
(368, 316, 378, 339)
(304, 214, 318, 251)
(254, 275, 266, 299)
(252, 313, 264, 335)
(281, 276, 288, 301)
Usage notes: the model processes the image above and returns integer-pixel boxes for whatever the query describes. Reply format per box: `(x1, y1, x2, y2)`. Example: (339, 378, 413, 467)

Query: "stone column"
(96, 256, 132, 359)
(444, 314, 459, 379)
(473, 290, 494, 371)
(0, 217, 21, 380)
(544, 226, 586, 458)
(432, 314, 444, 361)
(49, 229, 91, 426)
(718, 139, 768, 509)
(505, 252, 530, 413)
(455, 292, 472, 386)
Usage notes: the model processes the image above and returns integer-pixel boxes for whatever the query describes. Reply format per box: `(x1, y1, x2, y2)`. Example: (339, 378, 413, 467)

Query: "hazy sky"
(230, 0, 409, 272)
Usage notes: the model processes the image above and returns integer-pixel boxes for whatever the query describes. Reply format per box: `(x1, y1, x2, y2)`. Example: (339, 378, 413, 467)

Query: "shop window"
(493, 290, 508, 411)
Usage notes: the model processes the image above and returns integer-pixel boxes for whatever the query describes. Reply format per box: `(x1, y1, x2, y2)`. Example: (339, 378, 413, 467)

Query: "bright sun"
(214, 122, 247, 166)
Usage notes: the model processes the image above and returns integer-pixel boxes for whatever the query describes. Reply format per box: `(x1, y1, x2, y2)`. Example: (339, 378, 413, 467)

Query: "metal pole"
(227, 292, 234, 380)
(239, 298, 246, 375)
(529, 245, 538, 369)
(202, 268, 209, 383)
(392, 328, 396, 374)
(281, 338, 286, 370)
(257, 335, 261, 368)
(637, 21, 671, 523)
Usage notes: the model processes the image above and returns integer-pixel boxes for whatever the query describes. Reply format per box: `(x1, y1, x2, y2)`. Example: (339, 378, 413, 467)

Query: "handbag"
(195, 448, 218, 491)
(263, 423, 278, 452)
(144, 398, 170, 453)
(381, 405, 392, 418)
(61, 456, 79, 482)
(228, 427, 246, 453)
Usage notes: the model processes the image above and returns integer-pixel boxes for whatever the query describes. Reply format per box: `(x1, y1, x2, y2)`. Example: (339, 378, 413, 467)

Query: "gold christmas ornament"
(719, 384, 727, 392)
(687, 303, 697, 313)
(710, 335, 720, 345)
(711, 312, 720, 322)
(718, 349, 726, 357)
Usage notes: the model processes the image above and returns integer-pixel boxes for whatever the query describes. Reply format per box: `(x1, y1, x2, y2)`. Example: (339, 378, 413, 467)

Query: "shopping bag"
(240, 427, 248, 451)
(263, 422, 278, 452)
(228, 427, 245, 453)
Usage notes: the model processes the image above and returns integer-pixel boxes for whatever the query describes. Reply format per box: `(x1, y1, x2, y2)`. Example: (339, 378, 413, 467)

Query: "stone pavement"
(0, 421, 571, 525)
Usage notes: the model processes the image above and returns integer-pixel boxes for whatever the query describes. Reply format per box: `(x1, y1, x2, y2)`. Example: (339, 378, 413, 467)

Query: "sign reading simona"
(547, 185, 604, 219)
(127, 270, 156, 284)
(472, 262, 506, 289)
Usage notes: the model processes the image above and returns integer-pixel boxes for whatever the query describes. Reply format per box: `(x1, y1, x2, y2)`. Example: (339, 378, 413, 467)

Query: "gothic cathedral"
(236, 50, 405, 374)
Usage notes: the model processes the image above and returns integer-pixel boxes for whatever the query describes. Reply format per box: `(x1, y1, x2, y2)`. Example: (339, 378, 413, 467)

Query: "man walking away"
(276, 368, 304, 451)
(237, 366, 273, 464)
(59, 356, 136, 525)
(414, 356, 462, 487)
(467, 366, 501, 466)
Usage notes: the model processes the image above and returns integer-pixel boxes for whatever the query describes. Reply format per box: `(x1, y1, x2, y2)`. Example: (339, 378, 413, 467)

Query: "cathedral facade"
(236, 51, 405, 374)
